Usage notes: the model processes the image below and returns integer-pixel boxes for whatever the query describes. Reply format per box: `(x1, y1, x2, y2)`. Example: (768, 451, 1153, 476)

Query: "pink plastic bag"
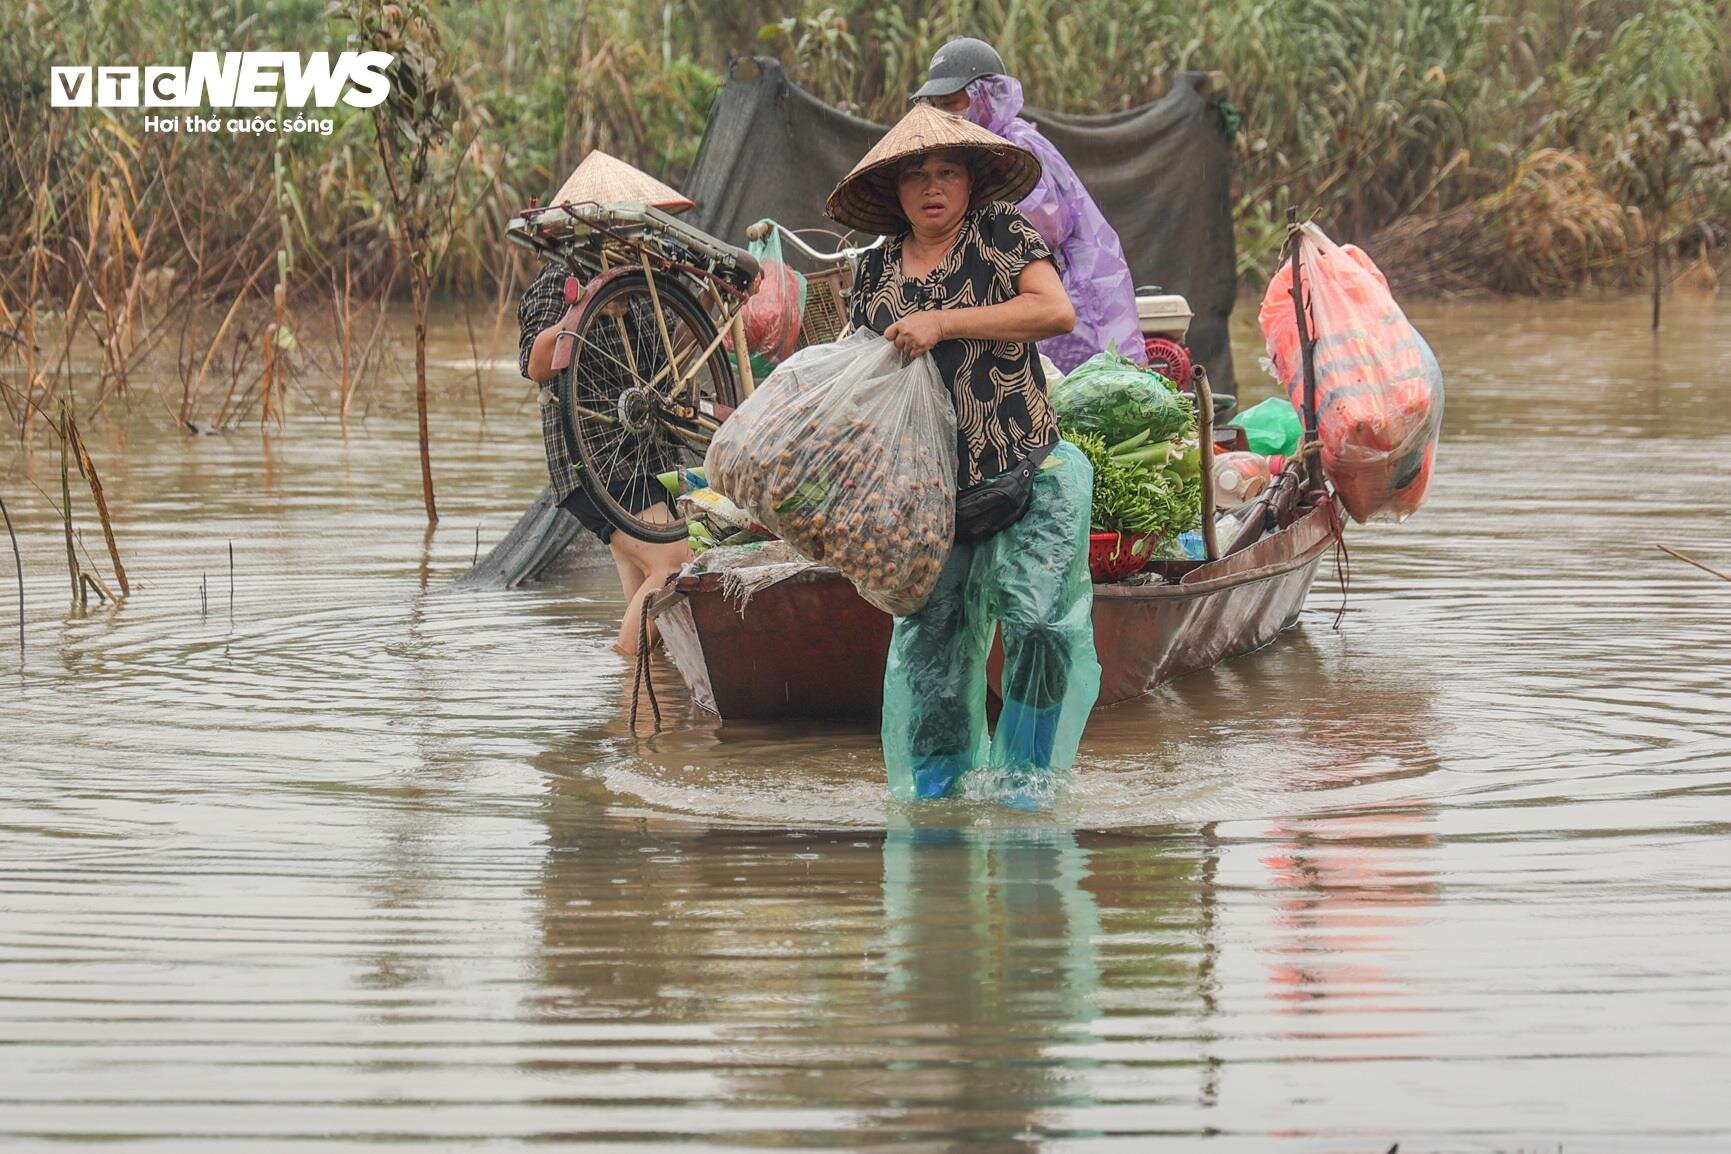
(1258, 223, 1443, 523)
(740, 257, 804, 365)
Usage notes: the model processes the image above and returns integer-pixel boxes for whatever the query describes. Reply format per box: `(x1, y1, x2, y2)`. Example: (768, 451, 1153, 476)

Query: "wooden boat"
(651, 483, 1342, 721)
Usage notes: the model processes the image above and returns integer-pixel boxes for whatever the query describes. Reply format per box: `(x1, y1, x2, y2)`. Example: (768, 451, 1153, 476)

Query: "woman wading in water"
(827, 104, 1102, 803)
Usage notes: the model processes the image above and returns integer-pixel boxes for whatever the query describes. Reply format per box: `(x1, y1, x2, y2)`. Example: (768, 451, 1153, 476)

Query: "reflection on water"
(2, 296, 1730, 1148)
(875, 821, 1105, 1145)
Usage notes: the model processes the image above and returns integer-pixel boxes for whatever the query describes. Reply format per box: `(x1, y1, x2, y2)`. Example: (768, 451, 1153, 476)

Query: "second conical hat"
(825, 102, 1040, 235)
(550, 150, 695, 214)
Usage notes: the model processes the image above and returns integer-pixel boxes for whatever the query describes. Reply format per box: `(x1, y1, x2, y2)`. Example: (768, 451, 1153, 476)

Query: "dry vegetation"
(0, 0, 1725, 442)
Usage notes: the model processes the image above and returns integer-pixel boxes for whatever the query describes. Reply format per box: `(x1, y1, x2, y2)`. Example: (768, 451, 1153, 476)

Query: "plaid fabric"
(516, 260, 582, 502)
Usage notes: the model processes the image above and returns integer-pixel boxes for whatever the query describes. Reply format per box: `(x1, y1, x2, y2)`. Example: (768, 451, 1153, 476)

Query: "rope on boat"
(629, 595, 662, 733)
(1326, 496, 1351, 631)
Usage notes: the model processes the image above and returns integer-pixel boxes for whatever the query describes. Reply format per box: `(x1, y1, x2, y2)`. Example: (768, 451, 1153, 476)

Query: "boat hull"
(655, 498, 1341, 721)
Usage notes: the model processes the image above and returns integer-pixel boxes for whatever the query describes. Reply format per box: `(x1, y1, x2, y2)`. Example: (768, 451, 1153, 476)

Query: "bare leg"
(609, 504, 690, 657)
(610, 546, 646, 600)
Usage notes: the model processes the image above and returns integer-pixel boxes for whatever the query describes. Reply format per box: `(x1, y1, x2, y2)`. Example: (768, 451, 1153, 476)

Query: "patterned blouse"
(850, 202, 1061, 489)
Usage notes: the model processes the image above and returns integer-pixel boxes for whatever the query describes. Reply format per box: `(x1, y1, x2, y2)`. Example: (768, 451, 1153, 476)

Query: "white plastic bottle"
(1212, 451, 1280, 508)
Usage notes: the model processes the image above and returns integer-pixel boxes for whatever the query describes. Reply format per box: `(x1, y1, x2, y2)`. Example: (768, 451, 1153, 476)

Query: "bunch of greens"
(1049, 352, 1194, 445)
(1066, 430, 1203, 538)
(1054, 356, 1203, 540)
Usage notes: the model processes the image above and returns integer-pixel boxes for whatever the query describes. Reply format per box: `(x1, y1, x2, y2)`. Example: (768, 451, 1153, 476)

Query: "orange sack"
(1258, 224, 1443, 523)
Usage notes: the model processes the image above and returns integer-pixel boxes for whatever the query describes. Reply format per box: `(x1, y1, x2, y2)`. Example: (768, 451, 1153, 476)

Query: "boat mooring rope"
(629, 596, 663, 733)
(1326, 497, 1351, 631)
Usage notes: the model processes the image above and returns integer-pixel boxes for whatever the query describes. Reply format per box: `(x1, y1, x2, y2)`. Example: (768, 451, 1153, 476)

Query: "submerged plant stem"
(68, 415, 129, 598)
(59, 405, 78, 606)
(0, 492, 21, 663)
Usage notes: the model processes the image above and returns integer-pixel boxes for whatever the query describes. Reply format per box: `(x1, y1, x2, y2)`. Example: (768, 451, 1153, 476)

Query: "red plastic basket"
(1088, 531, 1159, 582)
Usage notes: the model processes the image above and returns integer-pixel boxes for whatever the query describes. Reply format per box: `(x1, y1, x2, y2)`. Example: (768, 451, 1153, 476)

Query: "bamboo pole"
(1285, 208, 1324, 491)
(1651, 228, 1662, 333)
(639, 253, 683, 383)
(339, 242, 354, 426)
(731, 311, 755, 399)
(1192, 364, 1219, 562)
(67, 414, 128, 597)
(412, 255, 438, 526)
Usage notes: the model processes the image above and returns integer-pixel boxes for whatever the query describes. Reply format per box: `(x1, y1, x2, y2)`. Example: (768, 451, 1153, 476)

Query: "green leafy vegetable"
(1066, 428, 1202, 539)
(1050, 351, 1195, 445)
(1055, 354, 1202, 540)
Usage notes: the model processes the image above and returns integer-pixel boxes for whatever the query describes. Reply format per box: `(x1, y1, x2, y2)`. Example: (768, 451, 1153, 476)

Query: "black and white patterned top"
(849, 202, 1061, 489)
(515, 260, 581, 502)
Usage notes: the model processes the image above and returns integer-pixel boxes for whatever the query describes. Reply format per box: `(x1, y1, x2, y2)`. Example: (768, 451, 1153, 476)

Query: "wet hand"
(885, 312, 946, 358)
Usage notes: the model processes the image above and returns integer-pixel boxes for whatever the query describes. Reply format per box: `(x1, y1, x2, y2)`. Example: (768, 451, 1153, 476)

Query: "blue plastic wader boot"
(882, 440, 1101, 802)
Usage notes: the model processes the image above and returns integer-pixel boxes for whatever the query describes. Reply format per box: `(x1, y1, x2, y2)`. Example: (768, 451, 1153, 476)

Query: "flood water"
(3, 296, 1729, 1151)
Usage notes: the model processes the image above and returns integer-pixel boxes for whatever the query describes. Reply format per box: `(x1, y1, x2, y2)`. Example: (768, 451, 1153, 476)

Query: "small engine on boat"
(1134, 286, 1194, 385)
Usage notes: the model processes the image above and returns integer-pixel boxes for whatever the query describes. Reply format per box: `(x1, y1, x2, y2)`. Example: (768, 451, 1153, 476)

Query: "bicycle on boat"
(506, 202, 879, 542)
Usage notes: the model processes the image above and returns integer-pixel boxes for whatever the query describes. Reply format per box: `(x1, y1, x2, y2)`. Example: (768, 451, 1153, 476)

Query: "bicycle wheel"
(559, 269, 739, 544)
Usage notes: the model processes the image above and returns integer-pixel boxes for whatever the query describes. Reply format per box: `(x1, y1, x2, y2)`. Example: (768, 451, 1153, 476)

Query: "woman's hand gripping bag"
(1259, 223, 1443, 523)
(705, 329, 958, 616)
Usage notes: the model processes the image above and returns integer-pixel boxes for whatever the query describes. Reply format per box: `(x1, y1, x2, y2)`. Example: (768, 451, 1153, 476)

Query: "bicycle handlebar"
(744, 220, 883, 265)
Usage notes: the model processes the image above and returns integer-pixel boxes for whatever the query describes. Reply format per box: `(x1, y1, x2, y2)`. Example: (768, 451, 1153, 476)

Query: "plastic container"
(1212, 451, 1283, 508)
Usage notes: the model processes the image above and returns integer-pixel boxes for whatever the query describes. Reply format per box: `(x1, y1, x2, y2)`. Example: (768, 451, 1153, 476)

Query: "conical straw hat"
(549, 150, 694, 214)
(825, 102, 1041, 235)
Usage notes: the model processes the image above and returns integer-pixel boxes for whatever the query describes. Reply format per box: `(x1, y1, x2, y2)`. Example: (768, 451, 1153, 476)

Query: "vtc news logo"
(51, 51, 394, 109)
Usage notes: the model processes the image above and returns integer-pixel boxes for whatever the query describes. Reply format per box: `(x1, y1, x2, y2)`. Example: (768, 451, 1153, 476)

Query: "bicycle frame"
(509, 201, 763, 405)
(507, 201, 758, 295)
(510, 204, 879, 475)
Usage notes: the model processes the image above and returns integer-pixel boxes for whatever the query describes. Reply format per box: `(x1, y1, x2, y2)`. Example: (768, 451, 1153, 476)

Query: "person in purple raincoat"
(913, 37, 1146, 374)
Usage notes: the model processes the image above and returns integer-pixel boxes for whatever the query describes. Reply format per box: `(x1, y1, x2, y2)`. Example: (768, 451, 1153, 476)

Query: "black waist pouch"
(953, 441, 1057, 542)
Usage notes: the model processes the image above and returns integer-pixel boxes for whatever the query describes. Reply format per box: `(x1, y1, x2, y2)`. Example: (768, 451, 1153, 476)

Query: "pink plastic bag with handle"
(1258, 223, 1443, 523)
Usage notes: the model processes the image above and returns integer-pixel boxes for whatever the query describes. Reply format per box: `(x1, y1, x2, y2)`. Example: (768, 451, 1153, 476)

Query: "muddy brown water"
(2, 297, 1729, 1151)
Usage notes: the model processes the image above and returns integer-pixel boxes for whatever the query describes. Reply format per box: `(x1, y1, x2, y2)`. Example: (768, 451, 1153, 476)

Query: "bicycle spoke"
(578, 337, 654, 394)
(569, 401, 619, 427)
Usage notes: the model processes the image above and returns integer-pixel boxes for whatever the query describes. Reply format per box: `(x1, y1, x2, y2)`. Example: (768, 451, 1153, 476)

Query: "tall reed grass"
(0, 0, 1726, 431)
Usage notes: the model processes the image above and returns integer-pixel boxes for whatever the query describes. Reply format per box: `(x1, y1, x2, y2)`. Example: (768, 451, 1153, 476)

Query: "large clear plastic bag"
(704, 329, 957, 616)
(1258, 222, 1443, 523)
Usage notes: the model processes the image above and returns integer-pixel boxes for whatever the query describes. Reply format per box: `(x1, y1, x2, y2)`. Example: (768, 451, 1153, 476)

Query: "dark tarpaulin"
(685, 58, 1238, 392)
(452, 485, 614, 591)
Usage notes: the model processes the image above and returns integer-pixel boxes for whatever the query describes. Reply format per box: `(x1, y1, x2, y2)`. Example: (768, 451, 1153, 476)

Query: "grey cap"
(909, 37, 1004, 101)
